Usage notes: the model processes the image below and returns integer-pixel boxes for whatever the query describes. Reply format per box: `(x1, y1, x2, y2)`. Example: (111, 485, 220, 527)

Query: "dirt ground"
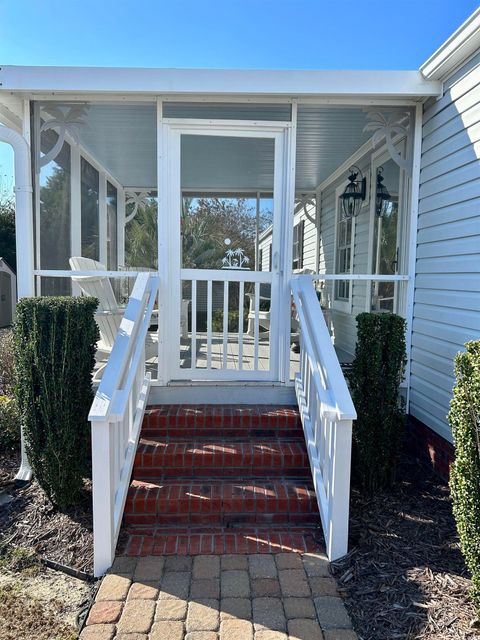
(332, 457, 479, 640)
(0, 564, 92, 640)
(0, 452, 95, 639)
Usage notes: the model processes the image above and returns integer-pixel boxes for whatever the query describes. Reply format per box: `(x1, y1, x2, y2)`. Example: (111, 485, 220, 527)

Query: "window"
(333, 188, 354, 311)
(258, 248, 263, 271)
(292, 220, 304, 270)
(268, 244, 272, 271)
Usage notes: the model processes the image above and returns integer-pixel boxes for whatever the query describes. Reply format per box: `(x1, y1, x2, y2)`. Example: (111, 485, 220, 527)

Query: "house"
(0, 9, 479, 577)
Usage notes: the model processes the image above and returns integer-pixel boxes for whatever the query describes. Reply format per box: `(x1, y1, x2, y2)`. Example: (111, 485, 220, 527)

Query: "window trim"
(332, 182, 355, 313)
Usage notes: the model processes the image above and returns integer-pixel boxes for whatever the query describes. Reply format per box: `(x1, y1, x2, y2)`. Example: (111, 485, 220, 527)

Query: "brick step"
(124, 479, 320, 527)
(133, 440, 310, 479)
(142, 405, 302, 439)
(119, 526, 323, 555)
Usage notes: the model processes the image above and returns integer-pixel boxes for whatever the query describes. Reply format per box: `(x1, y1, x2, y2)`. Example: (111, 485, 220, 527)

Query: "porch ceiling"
(68, 103, 377, 191)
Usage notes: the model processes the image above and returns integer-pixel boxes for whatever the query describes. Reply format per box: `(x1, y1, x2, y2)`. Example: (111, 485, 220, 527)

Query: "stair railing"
(89, 272, 160, 576)
(291, 275, 356, 561)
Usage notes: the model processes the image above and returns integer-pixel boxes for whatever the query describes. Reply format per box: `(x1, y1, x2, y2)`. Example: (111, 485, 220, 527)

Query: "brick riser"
(134, 440, 310, 479)
(124, 479, 318, 526)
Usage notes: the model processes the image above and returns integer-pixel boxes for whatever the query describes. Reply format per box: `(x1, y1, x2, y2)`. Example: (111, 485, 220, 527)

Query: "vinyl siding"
(411, 51, 480, 442)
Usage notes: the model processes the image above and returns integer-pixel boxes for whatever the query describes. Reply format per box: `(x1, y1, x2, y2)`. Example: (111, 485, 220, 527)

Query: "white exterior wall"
(411, 51, 480, 441)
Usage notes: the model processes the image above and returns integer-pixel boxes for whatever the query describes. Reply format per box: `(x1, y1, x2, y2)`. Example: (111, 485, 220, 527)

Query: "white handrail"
(89, 272, 159, 577)
(291, 275, 356, 561)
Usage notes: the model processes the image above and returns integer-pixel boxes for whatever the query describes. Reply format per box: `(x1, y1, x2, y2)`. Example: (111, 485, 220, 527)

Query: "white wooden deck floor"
(179, 331, 300, 380)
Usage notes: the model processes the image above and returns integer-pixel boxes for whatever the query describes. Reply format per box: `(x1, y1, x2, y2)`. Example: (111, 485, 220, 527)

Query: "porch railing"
(88, 271, 159, 577)
(291, 275, 357, 561)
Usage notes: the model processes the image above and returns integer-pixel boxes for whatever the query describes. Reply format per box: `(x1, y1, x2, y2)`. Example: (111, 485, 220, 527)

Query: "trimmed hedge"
(348, 312, 407, 492)
(13, 296, 98, 509)
(449, 340, 480, 615)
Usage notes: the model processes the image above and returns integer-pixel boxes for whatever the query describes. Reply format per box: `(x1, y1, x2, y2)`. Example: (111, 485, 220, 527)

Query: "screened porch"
(32, 99, 416, 385)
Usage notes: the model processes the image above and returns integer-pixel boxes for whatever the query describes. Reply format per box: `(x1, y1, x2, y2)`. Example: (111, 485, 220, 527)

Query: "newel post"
(92, 420, 115, 577)
(327, 418, 353, 561)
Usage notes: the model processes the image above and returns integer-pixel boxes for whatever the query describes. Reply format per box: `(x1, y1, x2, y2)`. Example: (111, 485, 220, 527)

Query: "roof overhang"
(421, 8, 480, 81)
(0, 66, 441, 100)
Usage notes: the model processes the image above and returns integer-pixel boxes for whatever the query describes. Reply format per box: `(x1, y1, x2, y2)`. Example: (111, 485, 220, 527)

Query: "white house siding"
(319, 159, 371, 358)
(411, 52, 480, 441)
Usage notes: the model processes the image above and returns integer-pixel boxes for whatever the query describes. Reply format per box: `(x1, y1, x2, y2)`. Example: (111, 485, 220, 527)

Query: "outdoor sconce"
(339, 166, 366, 219)
(375, 166, 391, 217)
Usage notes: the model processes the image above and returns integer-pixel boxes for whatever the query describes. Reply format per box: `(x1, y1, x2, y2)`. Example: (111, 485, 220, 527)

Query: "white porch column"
(0, 124, 34, 483)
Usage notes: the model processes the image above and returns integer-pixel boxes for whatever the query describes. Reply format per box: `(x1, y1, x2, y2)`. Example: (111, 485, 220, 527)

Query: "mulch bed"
(332, 457, 479, 640)
(0, 452, 93, 573)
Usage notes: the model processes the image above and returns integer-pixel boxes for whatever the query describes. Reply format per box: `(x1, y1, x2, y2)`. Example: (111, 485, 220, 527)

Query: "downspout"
(0, 124, 35, 482)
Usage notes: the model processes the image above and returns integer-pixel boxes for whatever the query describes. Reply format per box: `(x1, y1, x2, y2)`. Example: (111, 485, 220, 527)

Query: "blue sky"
(0, 0, 479, 193)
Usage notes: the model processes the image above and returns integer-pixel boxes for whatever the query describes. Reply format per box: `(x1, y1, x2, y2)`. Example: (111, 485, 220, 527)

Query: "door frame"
(157, 117, 294, 384)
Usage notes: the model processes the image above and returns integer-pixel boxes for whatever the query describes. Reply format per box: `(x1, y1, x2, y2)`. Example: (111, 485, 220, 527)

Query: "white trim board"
(0, 67, 441, 98)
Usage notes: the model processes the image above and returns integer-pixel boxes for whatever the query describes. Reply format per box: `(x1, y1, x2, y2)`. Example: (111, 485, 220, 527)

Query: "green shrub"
(212, 309, 249, 333)
(0, 329, 15, 396)
(13, 296, 98, 509)
(449, 340, 480, 615)
(0, 395, 20, 452)
(348, 312, 407, 492)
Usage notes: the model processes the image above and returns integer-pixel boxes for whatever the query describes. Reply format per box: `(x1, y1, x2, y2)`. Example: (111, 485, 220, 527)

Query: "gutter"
(421, 8, 480, 81)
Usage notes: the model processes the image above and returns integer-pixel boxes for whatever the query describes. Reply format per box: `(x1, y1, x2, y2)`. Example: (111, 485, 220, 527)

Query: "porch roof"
(0, 66, 441, 100)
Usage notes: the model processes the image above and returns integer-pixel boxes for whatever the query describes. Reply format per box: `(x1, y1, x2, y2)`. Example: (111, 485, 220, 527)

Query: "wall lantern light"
(339, 166, 366, 219)
(375, 166, 391, 217)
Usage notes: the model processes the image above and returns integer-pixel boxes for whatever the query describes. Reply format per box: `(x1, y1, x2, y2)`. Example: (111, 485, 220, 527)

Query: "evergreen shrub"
(348, 312, 407, 492)
(449, 340, 480, 615)
(13, 296, 98, 508)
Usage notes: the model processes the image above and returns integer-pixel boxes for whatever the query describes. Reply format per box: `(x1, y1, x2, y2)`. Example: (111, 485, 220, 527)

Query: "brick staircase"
(120, 405, 322, 555)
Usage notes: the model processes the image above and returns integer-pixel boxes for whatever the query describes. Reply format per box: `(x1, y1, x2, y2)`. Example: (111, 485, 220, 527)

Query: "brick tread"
(134, 439, 309, 478)
(124, 479, 319, 526)
(119, 526, 322, 555)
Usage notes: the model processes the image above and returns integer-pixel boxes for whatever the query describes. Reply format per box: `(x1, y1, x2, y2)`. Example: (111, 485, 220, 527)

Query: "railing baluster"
(191, 280, 197, 369)
(223, 280, 229, 369)
(253, 282, 260, 371)
(238, 281, 244, 370)
(206, 279, 212, 370)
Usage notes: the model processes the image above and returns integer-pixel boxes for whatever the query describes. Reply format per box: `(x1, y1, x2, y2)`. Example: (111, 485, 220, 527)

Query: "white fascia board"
(0, 66, 441, 98)
(421, 8, 480, 81)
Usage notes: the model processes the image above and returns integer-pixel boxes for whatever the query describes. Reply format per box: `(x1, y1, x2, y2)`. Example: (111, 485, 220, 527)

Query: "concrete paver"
(82, 553, 355, 639)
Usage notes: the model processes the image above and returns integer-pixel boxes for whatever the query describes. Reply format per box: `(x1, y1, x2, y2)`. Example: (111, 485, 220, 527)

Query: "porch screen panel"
(106, 182, 118, 270)
(163, 102, 291, 121)
(81, 158, 100, 261)
(39, 130, 71, 296)
(371, 159, 401, 312)
(180, 134, 275, 376)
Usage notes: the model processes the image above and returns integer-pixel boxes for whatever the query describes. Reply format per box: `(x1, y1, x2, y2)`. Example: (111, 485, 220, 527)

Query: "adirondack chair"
(69, 257, 158, 372)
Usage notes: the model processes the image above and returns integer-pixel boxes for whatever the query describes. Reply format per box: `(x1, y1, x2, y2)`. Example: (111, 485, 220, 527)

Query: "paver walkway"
(80, 552, 357, 640)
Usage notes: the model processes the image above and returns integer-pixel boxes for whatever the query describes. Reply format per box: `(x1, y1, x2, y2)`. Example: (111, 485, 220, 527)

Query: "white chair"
(69, 257, 158, 374)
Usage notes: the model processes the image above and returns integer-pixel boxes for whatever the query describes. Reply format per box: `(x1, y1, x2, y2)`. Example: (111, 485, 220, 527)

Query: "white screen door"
(161, 122, 287, 382)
